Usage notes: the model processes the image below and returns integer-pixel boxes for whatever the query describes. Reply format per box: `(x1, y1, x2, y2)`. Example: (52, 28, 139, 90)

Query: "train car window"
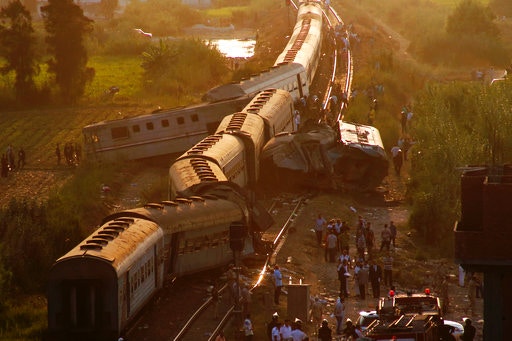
(177, 117, 185, 125)
(111, 126, 129, 139)
(161, 119, 169, 127)
(132, 125, 140, 133)
(191, 114, 199, 122)
(146, 122, 154, 130)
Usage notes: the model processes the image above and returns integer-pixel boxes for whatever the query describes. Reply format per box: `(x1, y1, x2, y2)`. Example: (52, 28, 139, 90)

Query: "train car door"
(62, 279, 104, 330)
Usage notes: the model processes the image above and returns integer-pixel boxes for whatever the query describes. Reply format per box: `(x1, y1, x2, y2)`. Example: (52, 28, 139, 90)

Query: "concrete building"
(454, 165, 512, 340)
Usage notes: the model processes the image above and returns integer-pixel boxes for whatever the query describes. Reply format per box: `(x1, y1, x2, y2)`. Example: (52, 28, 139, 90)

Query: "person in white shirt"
(280, 319, 293, 341)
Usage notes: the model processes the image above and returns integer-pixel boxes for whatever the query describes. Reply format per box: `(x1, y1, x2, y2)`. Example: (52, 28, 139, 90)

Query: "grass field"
(85, 55, 145, 102)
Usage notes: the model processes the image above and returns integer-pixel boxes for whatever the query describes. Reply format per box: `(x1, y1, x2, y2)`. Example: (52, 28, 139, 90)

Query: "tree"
(0, 0, 38, 103)
(446, 0, 499, 37)
(41, 0, 94, 104)
(99, 0, 118, 19)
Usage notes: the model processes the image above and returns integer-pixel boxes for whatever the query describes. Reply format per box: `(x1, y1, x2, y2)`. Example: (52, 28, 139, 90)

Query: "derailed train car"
(46, 189, 265, 341)
(169, 89, 294, 199)
(274, 1, 324, 87)
(260, 121, 388, 190)
(82, 96, 253, 163)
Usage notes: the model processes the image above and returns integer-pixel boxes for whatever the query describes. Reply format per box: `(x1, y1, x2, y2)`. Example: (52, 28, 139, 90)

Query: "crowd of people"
(1, 141, 82, 180)
(262, 213, 400, 340)
(55, 142, 82, 167)
(1, 144, 26, 178)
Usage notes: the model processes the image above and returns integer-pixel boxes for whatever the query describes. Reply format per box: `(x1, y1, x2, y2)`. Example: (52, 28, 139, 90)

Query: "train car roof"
(337, 121, 387, 160)
(204, 63, 305, 102)
(108, 197, 249, 233)
(170, 157, 228, 191)
(338, 121, 385, 148)
(54, 218, 163, 273)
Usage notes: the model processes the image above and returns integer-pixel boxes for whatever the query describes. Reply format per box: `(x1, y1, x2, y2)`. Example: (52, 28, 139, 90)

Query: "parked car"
(357, 310, 463, 339)
(443, 319, 464, 339)
(356, 310, 379, 331)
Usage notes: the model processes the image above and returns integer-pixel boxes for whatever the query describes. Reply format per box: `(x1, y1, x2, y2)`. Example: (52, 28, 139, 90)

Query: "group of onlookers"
(1, 144, 25, 178)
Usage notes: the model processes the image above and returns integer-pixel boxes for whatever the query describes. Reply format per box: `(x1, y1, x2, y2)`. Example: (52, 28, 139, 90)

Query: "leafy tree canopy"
(41, 0, 94, 103)
(446, 0, 499, 37)
(0, 0, 38, 102)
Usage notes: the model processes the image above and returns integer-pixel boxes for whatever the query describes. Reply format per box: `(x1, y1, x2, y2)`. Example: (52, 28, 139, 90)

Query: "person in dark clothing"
(56, 143, 61, 165)
(17, 148, 25, 169)
(342, 319, 358, 339)
(368, 259, 382, 298)
(1, 154, 8, 177)
(460, 318, 476, 341)
(267, 313, 279, 341)
(317, 319, 332, 341)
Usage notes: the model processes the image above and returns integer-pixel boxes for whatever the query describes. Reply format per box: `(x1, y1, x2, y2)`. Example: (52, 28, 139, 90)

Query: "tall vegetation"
(0, 0, 37, 103)
(141, 39, 229, 97)
(407, 80, 512, 249)
(41, 0, 94, 104)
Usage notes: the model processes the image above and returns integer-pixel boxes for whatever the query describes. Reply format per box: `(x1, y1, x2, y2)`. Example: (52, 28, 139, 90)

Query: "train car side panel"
(83, 96, 251, 162)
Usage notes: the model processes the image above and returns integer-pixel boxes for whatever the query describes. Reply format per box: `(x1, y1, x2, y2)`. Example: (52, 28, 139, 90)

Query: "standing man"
(317, 319, 332, 341)
(267, 313, 280, 341)
(280, 319, 293, 341)
(391, 145, 403, 175)
(368, 259, 382, 298)
(17, 147, 25, 170)
(271, 321, 282, 341)
(310, 297, 324, 327)
(337, 259, 349, 298)
(55, 143, 61, 165)
(380, 224, 391, 252)
(244, 314, 254, 340)
(314, 214, 326, 247)
(273, 265, 283, 305)
(334, 296, 345, 335)
(382, 252, 394, 287)
(326, 230, 338, 263)
(294, 110, 301, 131)
(357, 263, 369, 300)
(460, 318, 476, 341)
(389, 221, 397, 248)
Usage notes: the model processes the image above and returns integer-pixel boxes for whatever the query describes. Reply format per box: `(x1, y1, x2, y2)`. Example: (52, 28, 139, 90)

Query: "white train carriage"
(169, 133, 250, 198)
(274, 2, 324, 87)
(204, 63, 309, 103)
(82, 96, 251, 162)
(47, 217, 165, 341)
(241, 88, 295, 140)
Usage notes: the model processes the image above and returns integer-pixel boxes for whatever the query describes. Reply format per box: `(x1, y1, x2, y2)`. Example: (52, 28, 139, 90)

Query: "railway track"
(125, 4, 351, 341)
(123, 194, 307, 340)
(169, 5, 351, 339)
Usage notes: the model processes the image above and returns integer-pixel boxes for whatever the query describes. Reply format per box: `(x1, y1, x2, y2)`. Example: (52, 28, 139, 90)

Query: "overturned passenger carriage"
(260, 121, 388, 190)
